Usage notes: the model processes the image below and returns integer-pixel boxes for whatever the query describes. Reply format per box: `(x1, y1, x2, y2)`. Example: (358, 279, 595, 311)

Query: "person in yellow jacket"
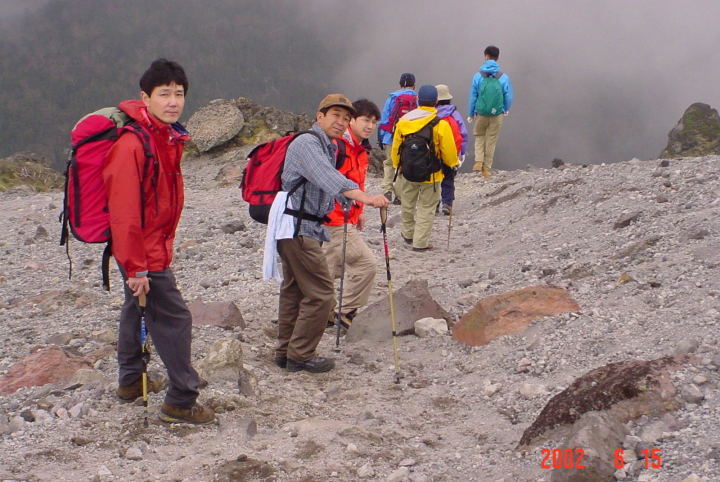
(391, 85, 458, 252)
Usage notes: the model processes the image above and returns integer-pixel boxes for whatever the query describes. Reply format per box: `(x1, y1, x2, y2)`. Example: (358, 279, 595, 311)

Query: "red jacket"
(103, 100, 189, 277)
(325, 129, 368, 226)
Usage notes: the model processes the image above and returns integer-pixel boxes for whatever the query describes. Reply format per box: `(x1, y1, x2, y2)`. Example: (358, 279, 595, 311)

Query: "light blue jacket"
(378, 88, 417, 146)
(467, 60, 513, 117)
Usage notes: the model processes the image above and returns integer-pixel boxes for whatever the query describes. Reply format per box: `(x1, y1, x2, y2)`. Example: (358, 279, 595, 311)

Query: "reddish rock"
(189, 300, 246, 329)
(0, 346, 92, 395)
(452, 285, 580, 347)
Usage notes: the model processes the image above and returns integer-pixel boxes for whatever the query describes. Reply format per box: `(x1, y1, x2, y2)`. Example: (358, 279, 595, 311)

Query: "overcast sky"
(300, 0, 720, 167)
(3, 1, 719, 168)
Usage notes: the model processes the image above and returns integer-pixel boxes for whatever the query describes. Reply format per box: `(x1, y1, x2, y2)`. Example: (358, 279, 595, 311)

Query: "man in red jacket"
(324, 99, 381, 329)
(103, 59, 214, 425)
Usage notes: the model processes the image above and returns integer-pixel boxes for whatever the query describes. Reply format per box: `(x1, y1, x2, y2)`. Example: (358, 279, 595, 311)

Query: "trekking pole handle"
(380, 207, 388, 225)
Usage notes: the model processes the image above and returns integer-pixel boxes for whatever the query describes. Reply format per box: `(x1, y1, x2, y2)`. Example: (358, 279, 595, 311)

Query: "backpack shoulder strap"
(335, 140, 347, 169)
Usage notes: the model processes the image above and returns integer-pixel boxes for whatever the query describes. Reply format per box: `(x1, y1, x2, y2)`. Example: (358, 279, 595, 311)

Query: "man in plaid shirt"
(275, 94, 389, 373)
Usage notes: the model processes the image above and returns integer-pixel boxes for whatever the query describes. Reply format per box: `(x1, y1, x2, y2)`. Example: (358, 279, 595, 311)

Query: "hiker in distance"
(274, 94, 389, 373)
(324, 99, 382, 331)
(467, 45, 514, 177)
(103, 59, 214, 424)
(434, 84, 468, 216)
(378, 72, 418, 204)
(391, 85, 458, 252)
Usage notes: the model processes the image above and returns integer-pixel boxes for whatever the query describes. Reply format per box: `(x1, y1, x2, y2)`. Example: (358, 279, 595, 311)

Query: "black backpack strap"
(101, 242, 112, 291)
(335, 140, 347, 169)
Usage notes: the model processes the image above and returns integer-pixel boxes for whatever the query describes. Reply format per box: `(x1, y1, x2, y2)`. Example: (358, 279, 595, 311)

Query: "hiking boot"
(412, 245, 434, 252)
(482, 167, 491, 178)
(159, 402, 215, 424)
(286, 356, 335, 373)
(274, 356, 288, 368)
(441, 204, 452, 216)
(473, 161, 484, 172)
(384, 191, 393, 202)
(401, 234, 413, 245)
(116, 373, 167, 402)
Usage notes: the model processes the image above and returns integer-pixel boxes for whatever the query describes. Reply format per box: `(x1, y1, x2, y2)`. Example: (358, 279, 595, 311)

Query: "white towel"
(262, 192, 296, 282)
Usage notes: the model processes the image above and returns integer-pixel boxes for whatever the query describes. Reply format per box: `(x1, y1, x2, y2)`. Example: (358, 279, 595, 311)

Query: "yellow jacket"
(390, 106, 459, 183)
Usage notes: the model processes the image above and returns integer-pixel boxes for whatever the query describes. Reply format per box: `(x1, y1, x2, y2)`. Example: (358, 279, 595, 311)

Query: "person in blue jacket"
(378, 73, 417, 203)
(467, 45, 513, 177)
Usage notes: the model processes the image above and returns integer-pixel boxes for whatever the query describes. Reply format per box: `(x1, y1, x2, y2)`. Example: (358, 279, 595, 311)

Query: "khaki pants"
(381, 155, 396, 195)
(324, 224, 376, 315)
(276, 237, 334, 361)
(399, 180, 440, 249)
(473, 114, 504, 170)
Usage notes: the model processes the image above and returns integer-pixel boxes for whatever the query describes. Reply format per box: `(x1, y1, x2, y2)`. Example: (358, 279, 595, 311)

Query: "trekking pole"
(139, 292, 150, 428)
(379, 207, 402, 383)
(334, 202, 351, 351)
(447, 206, 453, 249)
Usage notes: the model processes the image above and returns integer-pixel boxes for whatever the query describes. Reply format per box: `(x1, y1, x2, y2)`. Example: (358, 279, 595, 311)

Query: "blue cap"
(417, 85, 438, 104)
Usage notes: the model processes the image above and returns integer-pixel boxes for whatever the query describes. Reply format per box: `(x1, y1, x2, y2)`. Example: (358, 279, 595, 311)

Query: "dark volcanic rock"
(518, 356, 690, 448)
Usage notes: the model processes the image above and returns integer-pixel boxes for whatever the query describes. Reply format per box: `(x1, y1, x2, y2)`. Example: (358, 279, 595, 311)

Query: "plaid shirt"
(282, 123, 358, 242)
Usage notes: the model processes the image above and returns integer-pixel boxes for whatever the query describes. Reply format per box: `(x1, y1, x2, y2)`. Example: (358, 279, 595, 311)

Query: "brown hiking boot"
(473, 161, 484, 172)
(159, 402, 215, 425)
(482, 167, 491, 178)
(116, 373, 167, 402)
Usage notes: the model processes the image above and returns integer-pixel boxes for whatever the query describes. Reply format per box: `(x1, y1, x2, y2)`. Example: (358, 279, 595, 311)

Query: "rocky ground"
(1, 154, 719, 482)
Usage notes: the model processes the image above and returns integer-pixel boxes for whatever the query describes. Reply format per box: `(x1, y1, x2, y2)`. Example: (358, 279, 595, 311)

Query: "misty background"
(1, 0, 719, 170)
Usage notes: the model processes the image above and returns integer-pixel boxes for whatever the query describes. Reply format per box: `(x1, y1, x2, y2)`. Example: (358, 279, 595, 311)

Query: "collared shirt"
(282, 123, 358, 242)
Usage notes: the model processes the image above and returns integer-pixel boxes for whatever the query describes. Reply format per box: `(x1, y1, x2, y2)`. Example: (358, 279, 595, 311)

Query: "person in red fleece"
(324, 99, 382, 329)
(103, 59, 214, 425)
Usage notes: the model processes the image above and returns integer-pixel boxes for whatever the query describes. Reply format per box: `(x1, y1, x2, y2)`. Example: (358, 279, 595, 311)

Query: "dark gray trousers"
(118, 267, 199, 408)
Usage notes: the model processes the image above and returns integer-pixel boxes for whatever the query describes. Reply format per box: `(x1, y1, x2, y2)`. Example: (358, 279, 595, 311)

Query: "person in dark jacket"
(104, 59, 214, 425)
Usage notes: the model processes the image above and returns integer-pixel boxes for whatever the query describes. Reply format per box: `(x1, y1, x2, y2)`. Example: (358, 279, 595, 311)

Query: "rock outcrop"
(661, 102, 720, 158)
(0, 152, 63, 192)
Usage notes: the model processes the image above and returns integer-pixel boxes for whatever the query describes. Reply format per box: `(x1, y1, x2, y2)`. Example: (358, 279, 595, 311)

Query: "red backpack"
(240, 130, 346, 224)
(379, 92, 418, 134)
(60, 106, 155, 290)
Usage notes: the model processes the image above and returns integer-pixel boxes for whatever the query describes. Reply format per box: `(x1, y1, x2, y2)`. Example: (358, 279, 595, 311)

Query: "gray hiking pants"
(117, 267, 200, 408)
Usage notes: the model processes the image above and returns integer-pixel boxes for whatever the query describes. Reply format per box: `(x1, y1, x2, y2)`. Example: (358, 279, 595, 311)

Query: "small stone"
(69, 402, 84, 418)
(680, 384, 704, 404)
(676, 339, 699, 354)
(414, 317, 448, 337)
(386, 467, 410, 482)
(518, 383, 546, 398)
(692, 375, 708, 385)
(125, 446, 143, 460)
(623, 435, 642, 450)
(54, 407, 69, 420)
(659, 160, 670, 167)
(97, 465, 112, 477)
(655, 194, 669, 203)
(398, 458, 416, 467)
(346, 443, 360, 454)
(221, 221, 246, 234)
(357, 463, 375, 478)
(681, 475, 704, 482)
(9, 416, 25, 433)
(614, 468, 627, 480)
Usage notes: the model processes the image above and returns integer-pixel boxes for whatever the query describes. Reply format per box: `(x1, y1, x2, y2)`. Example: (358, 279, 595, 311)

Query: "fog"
(300, 0, 720, 167)
(3, 1, 720, 168)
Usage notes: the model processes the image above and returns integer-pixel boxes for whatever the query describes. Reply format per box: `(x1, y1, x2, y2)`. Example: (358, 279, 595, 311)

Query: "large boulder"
(452, 285, 580, 347)
(188, 300, 246, 329)
(345, 279, 451, 343)
(660, 102, 720, 158)
(186, 100, 245, 152)
(196, 338, 243, 384)
(518, 356, 689, 449)
(0, 346, 92, 395)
